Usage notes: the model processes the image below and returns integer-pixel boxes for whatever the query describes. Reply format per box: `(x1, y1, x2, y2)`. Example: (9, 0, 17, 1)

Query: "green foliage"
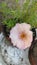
(16, 0, 19, 3)
(0, 0, 37, 30)
(24, 1, 37, 28)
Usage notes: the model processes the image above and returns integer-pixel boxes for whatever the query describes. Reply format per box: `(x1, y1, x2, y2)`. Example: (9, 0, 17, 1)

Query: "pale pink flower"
(9, 23, 33, 49)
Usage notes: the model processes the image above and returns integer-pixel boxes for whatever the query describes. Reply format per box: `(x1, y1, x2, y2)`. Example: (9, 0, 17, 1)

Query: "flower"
(9, 23, 33, 49)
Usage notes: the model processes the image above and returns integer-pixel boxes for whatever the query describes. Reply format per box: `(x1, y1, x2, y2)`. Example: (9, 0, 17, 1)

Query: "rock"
(0, 33, 30, 65)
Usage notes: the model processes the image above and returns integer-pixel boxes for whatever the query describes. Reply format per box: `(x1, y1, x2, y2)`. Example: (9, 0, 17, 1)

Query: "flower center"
(20, 32, 26, 40)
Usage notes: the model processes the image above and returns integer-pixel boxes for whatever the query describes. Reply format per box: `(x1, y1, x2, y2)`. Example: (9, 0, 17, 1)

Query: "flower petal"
(9, 23, 33, 49)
